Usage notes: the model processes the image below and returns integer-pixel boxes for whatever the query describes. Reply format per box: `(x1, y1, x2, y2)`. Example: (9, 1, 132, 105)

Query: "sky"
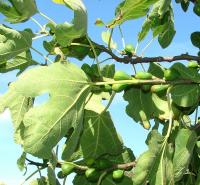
(0, 0, 199, 184)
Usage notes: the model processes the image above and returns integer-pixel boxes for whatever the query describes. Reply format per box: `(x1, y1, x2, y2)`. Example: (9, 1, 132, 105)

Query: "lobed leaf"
(137, 0, 175, 48)
(171, 63, 200, 83)
(5, 62, 91, 158)
(101, 30, 117, 49)
(80, 110, 123, 159)
(101, 64, 115, 78)
(55, 0, 87, 47)
(107, 147, 135, 164)
(124, 87, 174, 126)
(0, 25, 33, 61)
(148, 62, 164, 78)
(0, 0, 38, 23)
(191, 32, 200, 49)
(173, 128, 197, 182)
(138, 19, 151, 42)
(0, 50, 38, 75)
(108, 0, 158, 28)
(84, 93, 106, 114)
(158, 0, 172, 16)
(148, 143, 174, 185)
(158, 21, 176, 48)
(123, 88, 154, 126)
(17, 152, 26, 171)
(132, 130, 164, 185)
(0, 90, 33, 144)
(171, 84, 200, 108)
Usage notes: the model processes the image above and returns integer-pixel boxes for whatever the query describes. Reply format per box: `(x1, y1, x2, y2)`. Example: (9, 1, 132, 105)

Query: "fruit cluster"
(57, 158, 126, 183)
(81, 60, 199, 94)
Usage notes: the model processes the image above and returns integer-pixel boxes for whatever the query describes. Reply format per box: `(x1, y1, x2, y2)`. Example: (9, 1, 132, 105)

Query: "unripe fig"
(164, 69, 179, 81)
(112, 169, 124, 182)
(187, 61, 199, 68)
(112, 84, 129, 92)
(85, 168, 100, 182)
(135, 72, 152, 80)
(151, 84, 170, 93)
(61, 163, 75, 175)
(114, 71, 132, 81)
(104, 84, 112, 92)
(124, 44, 135, 55)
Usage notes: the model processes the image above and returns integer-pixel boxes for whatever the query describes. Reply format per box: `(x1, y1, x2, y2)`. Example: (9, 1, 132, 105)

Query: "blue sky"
(0, 0, 199, 184)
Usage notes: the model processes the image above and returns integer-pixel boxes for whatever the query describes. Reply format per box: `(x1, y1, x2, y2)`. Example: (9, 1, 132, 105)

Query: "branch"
(115, 161, 136, 170)
(94, 79, 199, 86)
(26, 158, 48, 167)
(26, 158, 136, 171)
(95, 44, 200, 64)
(128, 54, 200, 64)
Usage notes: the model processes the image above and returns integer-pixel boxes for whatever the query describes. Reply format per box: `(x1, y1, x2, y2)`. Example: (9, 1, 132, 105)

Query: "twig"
(134, 42, 139, 55)
(119, 25, 125, 48)
(94, 44, 200, 64)
(101, 92, 116, 114)
(26, 158, 47, 167)
(39, 11, 56, 24)
(63, 177, 67, 185)
(132, 64, 137, 74)
(99, 57, 113, 64)
(140, 63, 146, 72)
(32, 33, 49, 40)
(93, 79, 199, 86)
(21, 166, 46, 185)
(26, 157, 136, 171)
(140, 38, 154, 57)
(86, 35, 102, 77)
(37, 166, 42, 178)
(108, 28, 114, 51)
(31, 47, 53, 64)
(30, 17, 43, 30)
(115, 161, 136, 169)
(97, 171, 108, 185)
